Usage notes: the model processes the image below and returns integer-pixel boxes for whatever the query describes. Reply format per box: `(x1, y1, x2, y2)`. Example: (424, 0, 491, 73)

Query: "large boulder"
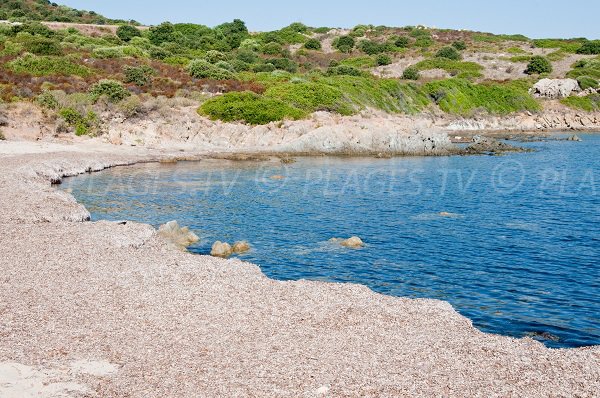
(529, 78, 580, 99)
(158, 221, 199, 249)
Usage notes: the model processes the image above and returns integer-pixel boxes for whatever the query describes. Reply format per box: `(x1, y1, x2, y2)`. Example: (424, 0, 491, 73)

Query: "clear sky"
(59, 0, 598, 39)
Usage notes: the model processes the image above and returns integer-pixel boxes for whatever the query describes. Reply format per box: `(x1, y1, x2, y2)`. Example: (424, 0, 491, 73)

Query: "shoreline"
(0, 139, 599, 396)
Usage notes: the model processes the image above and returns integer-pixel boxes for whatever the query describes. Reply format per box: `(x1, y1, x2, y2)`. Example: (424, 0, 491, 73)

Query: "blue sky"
(60, 0, 598, 39)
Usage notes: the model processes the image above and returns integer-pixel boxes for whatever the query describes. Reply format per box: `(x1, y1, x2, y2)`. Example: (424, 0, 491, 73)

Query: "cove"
(62, 135, 600, 348)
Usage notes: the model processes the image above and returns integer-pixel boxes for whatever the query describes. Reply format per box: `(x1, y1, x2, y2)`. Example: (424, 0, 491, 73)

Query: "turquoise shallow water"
(62, 134, 600, 348)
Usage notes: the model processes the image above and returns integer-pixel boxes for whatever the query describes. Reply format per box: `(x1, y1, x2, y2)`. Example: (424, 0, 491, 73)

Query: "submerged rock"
(566, 134, 582, 141)
(340, 236, 365, 248)
(232, 241, 251, 253)
(211, 241, 233, 257)
(158, 220, 199, 249)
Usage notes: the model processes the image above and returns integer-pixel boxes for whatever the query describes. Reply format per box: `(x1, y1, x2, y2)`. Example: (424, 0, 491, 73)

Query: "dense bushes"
(376, 54, 392, 66)
(423, 78, 540, 115)
(435, 46, 461, 60)
(21, 37, 62, 55)
(304, 38, 322, 50)
(116, 25, 142, 42)
(402, 66, 419, 80)
(333, 35, 355, 53)
(394, 36, 409, 48)
(89, 80, 130, 102)
(452, 41, 467, 51)
(576, 40, 600, 55)
(5, 55, 92, 77)
(58, 108, 99, 136)
(264, 82, 352, 114)
(198, 91, 306, 124)
(525, 56, 552, 74)
(124, 65, 155, 86)
(187, 59, 235, 80)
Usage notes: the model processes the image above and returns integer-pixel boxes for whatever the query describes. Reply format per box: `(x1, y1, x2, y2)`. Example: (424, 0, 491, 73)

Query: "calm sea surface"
(62, 134, 600, 348)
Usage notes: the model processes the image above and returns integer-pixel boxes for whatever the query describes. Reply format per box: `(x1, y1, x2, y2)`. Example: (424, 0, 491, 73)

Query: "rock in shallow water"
(232, 241, 251, 253)
(211, 241, 233, 257)
(330, 236, 365, 248)
(158, 220, 199, 249)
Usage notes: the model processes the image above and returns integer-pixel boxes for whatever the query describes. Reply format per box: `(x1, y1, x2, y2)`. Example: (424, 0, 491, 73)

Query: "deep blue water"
(62, 134, 600, 348)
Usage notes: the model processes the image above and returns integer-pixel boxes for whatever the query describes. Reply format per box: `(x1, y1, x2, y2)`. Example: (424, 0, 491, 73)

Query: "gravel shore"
(0, 140, 598, 397)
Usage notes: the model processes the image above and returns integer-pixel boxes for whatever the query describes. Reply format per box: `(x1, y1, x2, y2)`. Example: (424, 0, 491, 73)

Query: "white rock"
(529, 78, 580, 99)
(158, 220, 199, 249)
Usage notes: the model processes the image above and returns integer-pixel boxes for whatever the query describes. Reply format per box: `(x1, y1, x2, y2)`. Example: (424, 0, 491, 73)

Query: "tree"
(116, 25, 141, 42)
(333, 35, 355, 53)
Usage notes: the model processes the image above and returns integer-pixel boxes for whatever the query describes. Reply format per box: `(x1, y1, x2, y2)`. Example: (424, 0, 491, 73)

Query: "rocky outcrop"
(464, 136, 530, 154)
(158, 220, 199, 249)
(529, 79, 580, 99)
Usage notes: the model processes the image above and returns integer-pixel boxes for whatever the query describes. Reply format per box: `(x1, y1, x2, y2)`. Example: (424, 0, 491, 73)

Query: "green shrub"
(376, 54, 392, 66)
(116, 25, 141, 42)
(576, 76, 599, 90)
(89, 80, 130, 103)
(394, 36, 409, 48)
(525, 56, 552, 74)
(36, 91, 59, 109)
(423, 78, 540, 115)
(452, 41, 466, 51)
(359, 40, 387, 55)
(148, 46, 171, 60)
(123, 65, 155, 86)
(0, 40, 23, 56)
(560, 94, 600, 111)
(402, 66, 420, 80)
(93, 46, 146, 59)
(187, 59, 235, 79)
(262, 42, 283, 55)
(58, 108, 98, 136)
(265, 57, 298, 73)
(304, 38, 322, 50)
(198, 91, 306, 124)
(148, 22, 175, 45)
(435, 46, 461, 60)
(577, 40, 600, 55)
(204, 50, 226, 63)
(333, 35, 355, 53)
(21, 37, 62, 55)
(414, 37, 434, 48)
(5, 55, 91, 77)
(264, 82, 352, 114)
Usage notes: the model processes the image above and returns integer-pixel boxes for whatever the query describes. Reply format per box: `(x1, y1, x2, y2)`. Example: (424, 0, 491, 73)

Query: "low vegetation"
(560, 94, 600, 111)
(0, 1, 597, 129)
(423, 78, 540, 115)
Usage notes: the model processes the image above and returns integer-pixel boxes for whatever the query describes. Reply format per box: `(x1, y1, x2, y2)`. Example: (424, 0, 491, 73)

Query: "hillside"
(0, 0, 137, 25)
(0, 0, 599, 137)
